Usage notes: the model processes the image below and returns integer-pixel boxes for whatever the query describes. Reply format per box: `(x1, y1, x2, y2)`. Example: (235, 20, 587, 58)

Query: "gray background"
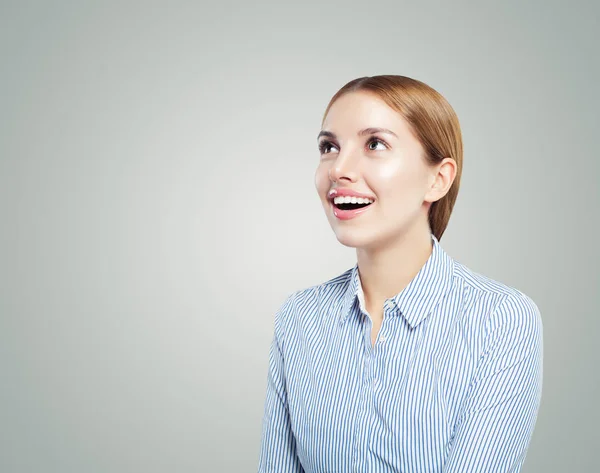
(1, 0, 598, 472)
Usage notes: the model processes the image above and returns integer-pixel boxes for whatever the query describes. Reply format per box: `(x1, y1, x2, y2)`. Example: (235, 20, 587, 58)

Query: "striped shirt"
(258, 233, 543, 473)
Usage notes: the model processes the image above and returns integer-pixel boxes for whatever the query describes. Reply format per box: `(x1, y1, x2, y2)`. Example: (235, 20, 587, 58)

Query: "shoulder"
(453, 260, 529, 300)
(273, 267, 354, 332)
(452, 260, 543, 347)
(282, 266, 354, 308)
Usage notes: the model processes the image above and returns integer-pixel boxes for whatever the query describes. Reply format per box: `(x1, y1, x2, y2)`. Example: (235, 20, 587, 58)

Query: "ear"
(424, 158, 457, 203)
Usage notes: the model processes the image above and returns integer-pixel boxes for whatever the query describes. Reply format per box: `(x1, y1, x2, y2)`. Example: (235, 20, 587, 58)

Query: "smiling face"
(314, 90, 440, 250)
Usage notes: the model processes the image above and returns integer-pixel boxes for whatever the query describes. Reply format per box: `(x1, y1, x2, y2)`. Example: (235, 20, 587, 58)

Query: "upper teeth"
(333, 196, 374, 204)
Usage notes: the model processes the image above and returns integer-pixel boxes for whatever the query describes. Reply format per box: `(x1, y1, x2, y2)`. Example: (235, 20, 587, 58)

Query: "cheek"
(369, 159, 424, 197)
(314, 163, 330, 193)
(374, 159, 405, 181)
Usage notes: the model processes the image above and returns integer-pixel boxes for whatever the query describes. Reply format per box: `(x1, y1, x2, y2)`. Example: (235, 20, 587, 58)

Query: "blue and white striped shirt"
(258, 233, 543, 473)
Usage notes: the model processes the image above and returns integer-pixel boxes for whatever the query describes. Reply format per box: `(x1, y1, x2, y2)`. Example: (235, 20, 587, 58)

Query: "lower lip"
(331, 202, 374, 220)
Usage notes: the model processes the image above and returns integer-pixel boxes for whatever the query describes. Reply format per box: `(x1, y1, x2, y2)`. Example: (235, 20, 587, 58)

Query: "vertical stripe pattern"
(258, 234, 543, 473)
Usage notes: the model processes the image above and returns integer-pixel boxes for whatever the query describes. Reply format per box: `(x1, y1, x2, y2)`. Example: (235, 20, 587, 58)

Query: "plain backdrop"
(1, 1, 598, 472)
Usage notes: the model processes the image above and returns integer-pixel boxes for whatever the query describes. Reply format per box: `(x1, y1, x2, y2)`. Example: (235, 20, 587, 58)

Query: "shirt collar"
(339, 233, 455, 329)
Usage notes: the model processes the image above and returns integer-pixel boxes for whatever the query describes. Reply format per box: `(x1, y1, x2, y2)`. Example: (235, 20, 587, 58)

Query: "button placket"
(353, 309, 372, 470)
(377, 299, 396, 346)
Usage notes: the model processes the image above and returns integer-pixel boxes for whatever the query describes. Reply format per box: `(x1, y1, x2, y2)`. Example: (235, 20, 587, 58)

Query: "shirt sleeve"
(258, 295, 305, 473)
(442, 293, 544, 473)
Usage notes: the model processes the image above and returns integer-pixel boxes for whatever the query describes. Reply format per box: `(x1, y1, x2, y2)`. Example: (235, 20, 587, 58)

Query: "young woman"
(258, 75, 543, 473)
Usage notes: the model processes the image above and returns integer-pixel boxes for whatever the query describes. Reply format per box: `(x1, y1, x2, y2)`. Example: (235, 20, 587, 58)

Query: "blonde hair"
(321, 75, 463, 241)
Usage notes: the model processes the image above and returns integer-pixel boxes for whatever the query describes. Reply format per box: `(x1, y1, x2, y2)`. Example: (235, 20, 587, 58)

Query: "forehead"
(322, 91, 409, 135)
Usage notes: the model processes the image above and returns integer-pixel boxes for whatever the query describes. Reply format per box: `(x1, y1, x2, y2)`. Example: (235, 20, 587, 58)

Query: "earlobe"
(423, 177, 441, 203)
(425, 184, 444, 204)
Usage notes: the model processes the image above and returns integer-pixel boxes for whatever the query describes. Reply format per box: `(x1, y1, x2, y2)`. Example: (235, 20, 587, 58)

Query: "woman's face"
(314, 91, 438, 250)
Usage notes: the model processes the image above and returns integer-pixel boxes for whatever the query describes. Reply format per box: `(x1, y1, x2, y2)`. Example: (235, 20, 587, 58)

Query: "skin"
(314, 91, 457, 346)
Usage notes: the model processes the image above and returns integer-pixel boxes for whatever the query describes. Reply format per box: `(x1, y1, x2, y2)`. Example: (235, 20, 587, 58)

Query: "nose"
(328, 150, 359, 183)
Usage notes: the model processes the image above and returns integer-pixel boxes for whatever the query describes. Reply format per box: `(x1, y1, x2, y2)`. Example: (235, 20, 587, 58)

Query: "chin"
(333, 229, 378, 249)
(335, 237, 360, 248)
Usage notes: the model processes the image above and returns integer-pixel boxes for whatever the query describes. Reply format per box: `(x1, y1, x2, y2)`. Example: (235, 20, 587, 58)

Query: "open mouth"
(334, 202, 373, 211)
(328, 191, 376, 216)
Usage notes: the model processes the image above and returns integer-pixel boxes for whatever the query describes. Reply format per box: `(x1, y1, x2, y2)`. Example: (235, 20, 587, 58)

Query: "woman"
(258, 75, 543, 473)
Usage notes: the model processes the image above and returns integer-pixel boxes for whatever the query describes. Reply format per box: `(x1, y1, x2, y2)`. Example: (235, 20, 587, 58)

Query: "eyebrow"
(317, 127, 398, 141)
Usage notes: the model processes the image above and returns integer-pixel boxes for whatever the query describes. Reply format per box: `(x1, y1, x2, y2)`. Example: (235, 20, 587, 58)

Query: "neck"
(356, 223, 434, 312)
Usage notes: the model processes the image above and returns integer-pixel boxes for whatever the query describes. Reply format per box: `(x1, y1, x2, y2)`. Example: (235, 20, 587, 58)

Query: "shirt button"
(380, 335, 386, 342)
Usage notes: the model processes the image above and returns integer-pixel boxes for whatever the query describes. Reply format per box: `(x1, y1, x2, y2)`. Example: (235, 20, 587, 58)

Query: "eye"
(367, 137, 387, 151)
(318, 140, 338, 155)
